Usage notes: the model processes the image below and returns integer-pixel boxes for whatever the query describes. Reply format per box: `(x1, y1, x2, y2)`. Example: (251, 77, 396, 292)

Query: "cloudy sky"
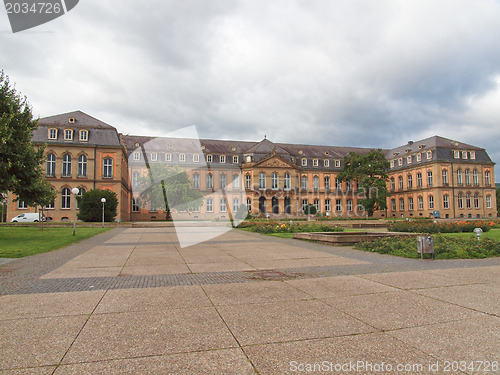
(1, 0, 500, 178)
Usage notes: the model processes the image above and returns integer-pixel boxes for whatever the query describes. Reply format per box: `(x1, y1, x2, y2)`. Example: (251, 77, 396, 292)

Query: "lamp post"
(101, 198, 106, 228)
(71, 187, 80, 236)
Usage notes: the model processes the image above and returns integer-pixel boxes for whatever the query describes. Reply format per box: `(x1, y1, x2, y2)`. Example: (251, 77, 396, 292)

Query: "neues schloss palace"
(6, 111, 497, 222)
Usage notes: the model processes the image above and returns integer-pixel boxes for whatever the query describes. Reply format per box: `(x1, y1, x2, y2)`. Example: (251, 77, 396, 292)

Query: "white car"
(10, 213, 46, 222)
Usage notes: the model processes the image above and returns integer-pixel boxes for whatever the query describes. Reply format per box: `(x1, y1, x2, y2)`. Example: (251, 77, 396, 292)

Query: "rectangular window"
(132, 172, 139, 187)
(470, 151, 476, 160)
(313, 159, 318, 167)
(232, 174, 240, 190)
(301, 176, 308, 190)
(103, 158, 113, 178)
(18, 200, 28, 209)
(245, 174, 252, 189)
(233, 198, 240, 213)
(335, 160, 341, 168)
(206, 198, 213, 213)
(179, 153, 186, 162)
(79, 130, 88, 142)
(151, 152, 157, 161)
(313, 199, 319, 211)
(193, 154, 200, 163)
(324, 159, 330, 167)
(133, 151, 140, 161)
(407, 156, 412, 165)
(45, 200, 55, 209)
(390, 160, 395, 168)
(233, 155, 239, 163)
(301, 158, 307, 166)
(302, 199, 308, 212)
(418, 196, 424, 210)
(193, 174, 200, 189)
(335, 178, 341, 190)
(462, 151, 468, 159)
(398, 158, 403, 166)
(219, 174, 227, 189)
(206, 174, 213, 189)
(486, 195, 492, 209)
(427, 171, 433, 186)
(416, 153, 422, 162)
(443, 195, 449, 209)
(427, 151, 432, 160)
(336, 199, 342, 212)
(347, 199, 353, 212)
(325, 199, 331, 212)
(258, 173, 266, 189)
(48, 128, 58, 140)
(284, 174, 291, 190)
(408, 197, 414, 210)
(165, 153, 172, 162)
(399, 198, 405, 211)
(220, 155, 226, 163)
(313, 176, 319, 190)
(324, 176, 330, 190)
(246, 198, 252, 212)
(271, 173, 279, 189)
(454, 150, 460, 159)
(64, 129, 73, 141)
(220, 198, 227, 212)
(132, 198, 140, 212)
(206, 154, 213, 163)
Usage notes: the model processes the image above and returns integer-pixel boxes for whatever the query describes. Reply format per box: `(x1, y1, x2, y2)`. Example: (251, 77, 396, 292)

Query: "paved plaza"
(0, 227, 499, 374)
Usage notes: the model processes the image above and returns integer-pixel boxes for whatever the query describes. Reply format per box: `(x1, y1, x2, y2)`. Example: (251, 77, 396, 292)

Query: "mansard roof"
(33, 110, 122, 147)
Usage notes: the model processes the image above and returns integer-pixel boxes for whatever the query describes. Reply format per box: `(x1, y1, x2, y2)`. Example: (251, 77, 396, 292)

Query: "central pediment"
(254, 155, 297, 169)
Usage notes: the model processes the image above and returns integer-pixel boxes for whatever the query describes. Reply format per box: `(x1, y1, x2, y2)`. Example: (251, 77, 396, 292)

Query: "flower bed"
(355, 234, 500, 259)
(237, 221, 344, 234)
(388, 220, 495, 234)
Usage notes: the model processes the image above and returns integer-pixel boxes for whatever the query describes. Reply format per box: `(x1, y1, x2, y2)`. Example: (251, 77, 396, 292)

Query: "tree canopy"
(337, 149, 390, 216)
(77, 189, 118, 222)
(137, 164, 204, 220)
(0, 70, 54, 206)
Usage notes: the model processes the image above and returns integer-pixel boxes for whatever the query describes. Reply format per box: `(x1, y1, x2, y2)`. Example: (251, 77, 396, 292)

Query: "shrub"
(388, 220, 495, 234)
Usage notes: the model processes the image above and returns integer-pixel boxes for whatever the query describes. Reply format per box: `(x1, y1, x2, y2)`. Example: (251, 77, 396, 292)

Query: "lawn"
(0, 227, 111, 258)
(444, 229, 500, 241)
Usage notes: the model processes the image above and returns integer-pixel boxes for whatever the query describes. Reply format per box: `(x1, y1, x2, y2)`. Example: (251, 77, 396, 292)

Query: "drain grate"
(246, 270, 305, 281)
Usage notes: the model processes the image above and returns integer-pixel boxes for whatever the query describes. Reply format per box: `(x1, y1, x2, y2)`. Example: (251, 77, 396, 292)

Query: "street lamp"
(71, 187, 80, 236)
(101, 197, 106, 227)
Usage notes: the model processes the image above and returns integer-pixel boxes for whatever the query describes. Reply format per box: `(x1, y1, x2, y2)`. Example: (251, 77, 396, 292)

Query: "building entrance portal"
(259, 196, 266, 213)
(272, 197, 279, 214)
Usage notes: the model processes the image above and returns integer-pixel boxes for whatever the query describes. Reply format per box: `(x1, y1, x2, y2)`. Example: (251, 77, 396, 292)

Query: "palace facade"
(5, 111, 498, 222)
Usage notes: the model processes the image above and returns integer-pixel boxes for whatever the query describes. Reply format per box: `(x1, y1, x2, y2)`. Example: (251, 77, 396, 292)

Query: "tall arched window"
(485, 171, 491, 186)
(407, 174, 413, 189)
(472, 169, 478, 186)
(473, 193, 479, 209)
(61, 187, 71, 209)
(442, 169, 448, 185)
(206, 174, 213, 189)
(458, 192, 464, 209)
(465, 169, 470, 186)
(301, 176, 308, 190)
(78, 154, 87, 177)
(313, 176, 319, 190)
(232, 174, 240, 190)
(457, 169, 463, 185)
(466, 192, 471, 208)
(283, 173, 291, 190)
(398, 176, 403, 190)
(245, 174, 252, 189)
(428, 195, 434, 209)
(271, 173, 279, 189)
(62, 154, 71, 177)
(46, 153, 56, 177)
(192, 173, 200, 189)
(258, 173, 266, 189)
(417, 173, 423, 187)
(219, 174, 227, 189)
(390, 177, 395, 191)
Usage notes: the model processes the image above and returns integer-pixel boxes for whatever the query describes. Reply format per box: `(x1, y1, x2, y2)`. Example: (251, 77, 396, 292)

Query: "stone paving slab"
(62, 307, 239, 364)
(0, 227, 499, 374)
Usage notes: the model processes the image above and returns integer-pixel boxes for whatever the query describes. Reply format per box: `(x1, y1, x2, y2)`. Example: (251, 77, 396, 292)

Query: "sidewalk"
(0, 227, 498, 374)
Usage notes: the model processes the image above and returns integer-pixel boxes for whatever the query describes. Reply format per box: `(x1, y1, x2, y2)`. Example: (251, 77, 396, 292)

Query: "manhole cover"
(246, 270, 303, 281)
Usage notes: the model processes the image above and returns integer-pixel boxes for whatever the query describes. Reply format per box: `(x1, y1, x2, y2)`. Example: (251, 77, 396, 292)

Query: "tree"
(337, 149, 390, 217)
(0, 70, 54, 209)
(77, 189, 118, 222)
(138, 164, 204, 220)
(496, 185, 500, 217)
(303, 204, 317, 216)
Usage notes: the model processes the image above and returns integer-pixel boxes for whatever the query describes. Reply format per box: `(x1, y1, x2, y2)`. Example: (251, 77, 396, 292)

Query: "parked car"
(10, 213, 46, 222)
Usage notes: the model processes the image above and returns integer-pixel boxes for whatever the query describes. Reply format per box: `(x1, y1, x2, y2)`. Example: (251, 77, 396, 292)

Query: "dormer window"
(335, 160, 341, 168)
(462, 151, 468, 160)
(301, 158, 307, 166)
(416, 153, 422, 162)
(390, 160, 395, 168)
(313, 159, 319, 167)
(64, 129, 73, 141)
(470, 151, 476, 160)
(233, 155, 239, 163)
(193, 154, 200, 163)
(246, 155, 252, 163)
(150, 152, 157, 161)
(324, 159, 330, 167)
(206, 154, 213, 163)
(48, 128, 58, 140)
(426, 150, 432, 160)
(165, 153, 172, 162)
(220, 155, 226, 163)
(79, 130, 88, 142)
(454, 150, 460, 159)
(133, 151, 140, 161)
(179, 153, 186, 162)
(398, 158, 403, 166)
(407, 156, 412, 164)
